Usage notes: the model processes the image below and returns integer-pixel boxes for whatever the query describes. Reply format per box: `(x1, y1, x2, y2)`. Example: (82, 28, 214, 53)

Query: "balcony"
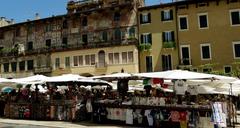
(179, 58, 192, 66)
(163, 41, 176, 49)
(138, 43, 152, 52)
(33, 66, 52, 74)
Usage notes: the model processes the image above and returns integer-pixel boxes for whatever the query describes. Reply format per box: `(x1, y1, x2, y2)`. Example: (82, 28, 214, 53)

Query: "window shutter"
(141, 34, 143, 44)
(162, 32, 165, 42)
(170, 10, 173, 20)
(140, 14, 143, 24)
(148, 13, 151, 23)
(171, 31, 175, 41)
(148, 34, 152, 44)
(161, 11, 164, 21)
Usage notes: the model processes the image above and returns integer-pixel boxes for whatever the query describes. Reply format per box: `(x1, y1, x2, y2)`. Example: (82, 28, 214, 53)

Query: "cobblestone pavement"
(0, 118, 130, 128)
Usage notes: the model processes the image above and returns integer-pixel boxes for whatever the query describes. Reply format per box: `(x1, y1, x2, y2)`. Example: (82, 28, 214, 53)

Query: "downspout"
(175, 3, 180, 69)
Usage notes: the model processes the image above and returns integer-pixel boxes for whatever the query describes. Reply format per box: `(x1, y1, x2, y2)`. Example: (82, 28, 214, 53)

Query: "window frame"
(178, 15, 189, 31)
(55, 58, 60, 69)
(146, 56, 153, 72)
(198, 13, 209, 29)
(140, 13, 151, 25)
(233, 41, 240, 59)
(224, 65, 232, 74)
(229, 9, 240, 26)
(200, 43, 212, 60)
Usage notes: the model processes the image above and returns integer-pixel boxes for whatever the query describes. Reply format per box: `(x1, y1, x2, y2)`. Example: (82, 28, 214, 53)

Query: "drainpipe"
(175, 4, 180, 69)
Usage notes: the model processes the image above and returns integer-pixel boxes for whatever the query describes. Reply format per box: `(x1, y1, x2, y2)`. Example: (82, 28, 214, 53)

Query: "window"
(27, 41, 33, 51)
(128, 51, 134, 63)
(45, 24, 52, 32)
(114, 53, 120, 64)
(73, 56, 78, 66)
(162, 55, 172, 71)
(82, 17, 88, 26)
(162, 31, 175, 42)
(55, 58, 60, 69)
(109, 53, 114, 64)
(90, 54, 95, 65)
(146, 56, 153, 72)
(140, 13, 151, 24)
(224, 66, 232, 74)
(15, 27, 21, 37)
(0, 31, 4, 39)
(85, 55, 95, 66)
(179, 15, 188, 30)
(63, 20, 68, 29)
(192, 68, 198, 72)
(62, 37, 68, 46)
(82, 34, 88, 43)
(122, 52, 127, 64)
(230, 9, 240, 26)
(233, 41, 240, 58)
(141, 33, 152, 44)
(129, 27, 135, 37)
(79, 56, 83, 66)
(161, 10, 173, 21)
(19, 61, 25, 71)
(200, 44, 211, 60)
(46, 39, 51, 47)
(11, 62, 17, 72)
(203, 68, 212, 73)
(114, 29, 121, 41)
(102, 31, 108, 41)
(3, 63, 9, 73)
(180, 45, 191, 65)
(198, 13, 208, 29)
(114, 12, 120, 21)
(65, 57, 70, 68)
(27, 60, 34, 70)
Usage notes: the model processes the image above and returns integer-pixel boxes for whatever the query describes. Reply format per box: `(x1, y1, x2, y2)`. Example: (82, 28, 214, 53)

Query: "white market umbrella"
(77, 78, 113, 86)
(0, 78, 12, 83)
(11, 75, 49, 84)
(46, 74, 86, 82)
(92, 73, 134, 81)
(134, 70, 215, 80)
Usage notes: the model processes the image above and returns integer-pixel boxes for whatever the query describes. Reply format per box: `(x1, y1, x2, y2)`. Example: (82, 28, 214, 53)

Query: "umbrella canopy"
(11, 75, 49, 84)
(0, 78, 12, 83)
(1, 86, 14, 93)
(92, 73, 134, 81)
(134, 70, 237, 82)
(134, 70, 214, 80)
(46, 74, 86, 82)
(77, 78, 113, 86)
(230, 79, 240, 85)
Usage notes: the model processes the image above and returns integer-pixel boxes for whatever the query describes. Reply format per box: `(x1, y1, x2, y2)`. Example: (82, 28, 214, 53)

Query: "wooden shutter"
(161, 11, 164, 21)
(171, 31, 175, 41)
(148, 13, 151, 23)
(162, 32, 165, 42)
(141, 34, 143, 44)
(170, 10, 173, 20)
(140, 14, 143, 24)
(148, 34, 152, 44)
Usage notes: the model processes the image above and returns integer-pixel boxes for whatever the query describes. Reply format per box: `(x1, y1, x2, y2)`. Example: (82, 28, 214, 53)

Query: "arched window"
(114, 12, 120, 21)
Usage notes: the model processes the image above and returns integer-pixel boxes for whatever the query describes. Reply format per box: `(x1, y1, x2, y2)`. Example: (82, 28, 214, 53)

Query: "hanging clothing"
(144, 109, 154, 126)
(86, 99, 93, 113)
(174, 80, 187, 95)
(170, 111, 180, 122)
(126, 109, 133, 124)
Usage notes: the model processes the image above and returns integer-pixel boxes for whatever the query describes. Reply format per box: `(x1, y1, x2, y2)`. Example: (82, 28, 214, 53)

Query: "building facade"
(176, 0, 240, 74)
(138, 0, 240, 75)
(0, 0, 143, 78)
(138, 4, 179, 72)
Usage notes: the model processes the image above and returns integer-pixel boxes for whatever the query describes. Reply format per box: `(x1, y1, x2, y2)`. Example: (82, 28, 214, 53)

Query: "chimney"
(35, 13, 40, 20)
(10, 19, 15, 24)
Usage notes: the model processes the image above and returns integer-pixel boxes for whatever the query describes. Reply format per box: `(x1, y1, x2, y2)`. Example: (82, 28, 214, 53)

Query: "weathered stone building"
(0, 0, 144, 78)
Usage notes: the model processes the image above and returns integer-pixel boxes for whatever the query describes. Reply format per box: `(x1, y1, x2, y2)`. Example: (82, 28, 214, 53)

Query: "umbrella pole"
(231, 84, 235, 128)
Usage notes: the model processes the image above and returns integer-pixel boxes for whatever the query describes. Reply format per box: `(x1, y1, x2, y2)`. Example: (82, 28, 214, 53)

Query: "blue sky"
(0, 0, 171, 23)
